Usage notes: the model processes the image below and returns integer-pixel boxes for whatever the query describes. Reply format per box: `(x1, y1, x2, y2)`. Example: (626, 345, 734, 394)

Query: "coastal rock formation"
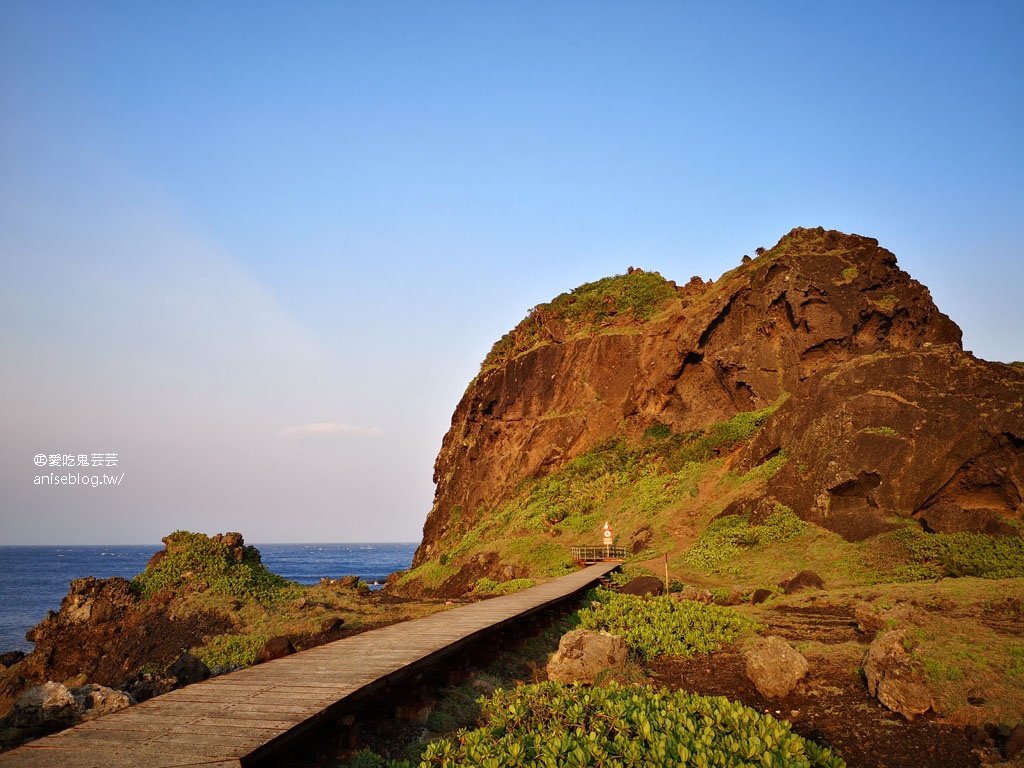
(0, 568, 230, 720)
(400, 227, 1024, 596)
(7, 577, 228, 699)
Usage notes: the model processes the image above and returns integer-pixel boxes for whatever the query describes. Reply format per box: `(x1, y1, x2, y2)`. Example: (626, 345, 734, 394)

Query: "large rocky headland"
(2, 227, 1022, 766)
(397, 226, 1021, 599)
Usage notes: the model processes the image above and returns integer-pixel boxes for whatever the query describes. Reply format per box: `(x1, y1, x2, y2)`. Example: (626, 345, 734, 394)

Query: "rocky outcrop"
(863, 630, 933, 720)
(402, 227, 1023, 596)
(0, 576, 229, 719)
(546, 629, 628, 684)
(744, 636, 809, 698)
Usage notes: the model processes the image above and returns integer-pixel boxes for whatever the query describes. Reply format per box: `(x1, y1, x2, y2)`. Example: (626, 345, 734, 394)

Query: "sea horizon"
(0, 542, 419, 653)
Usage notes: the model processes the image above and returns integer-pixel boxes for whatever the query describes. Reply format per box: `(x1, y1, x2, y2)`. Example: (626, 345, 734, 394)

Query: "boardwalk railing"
(0, 561, 620, 768)
(570, 545, 627, 565)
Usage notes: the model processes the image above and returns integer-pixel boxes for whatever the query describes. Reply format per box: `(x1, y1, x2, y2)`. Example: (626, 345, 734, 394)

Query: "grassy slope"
(397, 403, 1024, 728)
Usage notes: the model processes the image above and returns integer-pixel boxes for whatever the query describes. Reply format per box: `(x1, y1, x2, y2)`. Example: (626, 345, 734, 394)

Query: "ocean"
(0, 542, 418, 654)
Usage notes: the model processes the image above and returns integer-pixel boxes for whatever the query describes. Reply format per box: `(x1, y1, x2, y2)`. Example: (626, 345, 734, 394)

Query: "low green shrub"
(418, 682, 845, 767)
(193, 633, 266, 669)
(473, 578, 536, 595)
(577, 588, 759, 660)
(872, 525, 1024, 580)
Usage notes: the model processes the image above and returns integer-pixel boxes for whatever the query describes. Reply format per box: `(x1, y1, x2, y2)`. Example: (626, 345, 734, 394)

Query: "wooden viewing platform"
(0, 562, 619, 768)
(570, 545, 627, 565)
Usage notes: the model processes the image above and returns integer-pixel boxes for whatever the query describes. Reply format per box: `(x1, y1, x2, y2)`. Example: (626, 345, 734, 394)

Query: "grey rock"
(70, 684, 134, 719)
(8, 682, 76, 728)
(854, 601, 920, 634)
(125, 671, 176, 702)
(675, 586, 713, 604)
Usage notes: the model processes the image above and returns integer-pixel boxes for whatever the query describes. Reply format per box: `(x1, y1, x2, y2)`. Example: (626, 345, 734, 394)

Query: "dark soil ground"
(268, 599, 1014, 768)
(646, 602, 1006, 768)
(650, 653, 984, 768)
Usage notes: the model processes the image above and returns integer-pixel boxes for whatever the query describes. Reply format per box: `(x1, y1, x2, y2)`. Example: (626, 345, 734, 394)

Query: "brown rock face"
(405, 227, 1023, 594)
(737, 347, 1024, 541)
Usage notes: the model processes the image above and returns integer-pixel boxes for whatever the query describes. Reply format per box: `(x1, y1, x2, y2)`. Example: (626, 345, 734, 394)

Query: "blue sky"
(1, 1, 1022, 545)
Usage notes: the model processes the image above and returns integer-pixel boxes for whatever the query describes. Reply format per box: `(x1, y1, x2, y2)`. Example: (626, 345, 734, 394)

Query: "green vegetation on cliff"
(482, 270, 677, 369)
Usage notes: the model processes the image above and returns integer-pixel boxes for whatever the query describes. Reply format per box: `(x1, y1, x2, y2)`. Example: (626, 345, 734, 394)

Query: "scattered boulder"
(745, 636, 809, 698)
(70, 684, 134, 718)
(166, 652, 210, 687)
(618, 577, 664, 597)
(124, 671, 176, 702)
(469, 674, 497, 696)
(0, 681, 135, 751)
(501, 565, 521, 581)
(751, 588, 774, 605)
(779, 570, 824, 594)
(320, 616, 345, 633)
(675, 586, 713, 604)
(256, 636, 296, 664)
(854, 601, 919, 633)
(726, 588, 746, 606)
(546, 629, 628, 684)
(862, 630, 933, 720)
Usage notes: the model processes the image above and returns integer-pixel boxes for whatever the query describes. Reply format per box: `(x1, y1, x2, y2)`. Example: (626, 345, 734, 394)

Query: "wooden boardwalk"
(0, 563, 618, 768)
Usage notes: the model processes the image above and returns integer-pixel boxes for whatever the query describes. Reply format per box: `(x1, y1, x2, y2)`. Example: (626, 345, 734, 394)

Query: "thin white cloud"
(279, 422, 382, 438)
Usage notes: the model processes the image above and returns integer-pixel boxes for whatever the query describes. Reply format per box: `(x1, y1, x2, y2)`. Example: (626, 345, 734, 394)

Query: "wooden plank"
(0, 562, 617, 767)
